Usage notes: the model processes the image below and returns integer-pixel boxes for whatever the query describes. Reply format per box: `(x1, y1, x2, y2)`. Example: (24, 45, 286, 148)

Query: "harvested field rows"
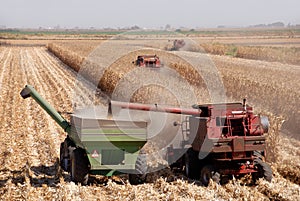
(45, 41, 299, 200)
(47, 40, 300, 134)
(0, 46, 105, 200)
(0, 42, 299, 200)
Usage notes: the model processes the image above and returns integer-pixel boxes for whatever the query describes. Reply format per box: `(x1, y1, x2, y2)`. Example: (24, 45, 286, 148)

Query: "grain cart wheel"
(60, 142, 69, 172)
(129, 154, 147, 185)
(253, 159, 272, 182)
(70, 148, 90, 185)
(184, 148, 200, 179)
(200, 165, 220, 186)
(60, 138, 75, 172)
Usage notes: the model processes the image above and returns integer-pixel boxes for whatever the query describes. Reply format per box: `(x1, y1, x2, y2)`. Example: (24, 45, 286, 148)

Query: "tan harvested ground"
(0, 37, 299, 200)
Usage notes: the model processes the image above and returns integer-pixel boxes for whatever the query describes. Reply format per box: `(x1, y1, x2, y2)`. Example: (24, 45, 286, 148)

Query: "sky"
(1, 0, 300, 29)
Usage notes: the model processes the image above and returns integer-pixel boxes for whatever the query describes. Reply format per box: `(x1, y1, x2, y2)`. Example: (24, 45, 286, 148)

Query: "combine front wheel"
(184, 148, 200, 179)
(200, 165, 220, 186)
(253, 159, 272, 182)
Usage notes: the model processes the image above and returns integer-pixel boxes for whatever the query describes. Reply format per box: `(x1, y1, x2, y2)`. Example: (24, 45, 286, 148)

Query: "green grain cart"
(20, 85, 148, 185)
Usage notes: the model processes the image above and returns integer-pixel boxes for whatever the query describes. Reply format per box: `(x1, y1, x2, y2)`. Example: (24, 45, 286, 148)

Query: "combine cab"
(134, 55, 162, 68)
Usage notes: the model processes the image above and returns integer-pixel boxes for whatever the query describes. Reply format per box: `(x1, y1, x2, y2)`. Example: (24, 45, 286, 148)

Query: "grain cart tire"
(60, 138, 75, 172)
(70, 148, 90, 185)
(60, 142, 68, 172)
(184, 148, 200, 179)
(253, 159, 272, 182)
(129, 154, 147, 185)
(200, 165, 220, 186)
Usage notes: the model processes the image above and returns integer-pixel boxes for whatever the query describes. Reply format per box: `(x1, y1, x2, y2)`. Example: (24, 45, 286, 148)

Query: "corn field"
(0, 37, 299, 200)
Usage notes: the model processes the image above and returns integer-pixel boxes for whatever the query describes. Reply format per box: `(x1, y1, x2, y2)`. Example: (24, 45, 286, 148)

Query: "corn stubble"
(4, 40, 292, 200)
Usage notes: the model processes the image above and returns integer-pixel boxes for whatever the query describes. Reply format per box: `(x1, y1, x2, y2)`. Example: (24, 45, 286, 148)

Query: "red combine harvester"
(111, 99, 272, 186)
(134, 55, 162, 68)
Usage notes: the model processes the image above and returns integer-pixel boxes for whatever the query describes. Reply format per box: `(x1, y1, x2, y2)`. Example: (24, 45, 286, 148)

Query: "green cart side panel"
(83, 141, 146, 171)
(87, 151, 139, 171)
(69, 116, 147, 171)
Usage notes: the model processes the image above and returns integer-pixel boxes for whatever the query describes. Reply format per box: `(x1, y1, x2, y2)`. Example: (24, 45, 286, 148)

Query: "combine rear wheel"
(129, 154, 147, 185)
(200, 165, 220, 186)
(253, 159, 272, 182)
(70, 148, 90, 185)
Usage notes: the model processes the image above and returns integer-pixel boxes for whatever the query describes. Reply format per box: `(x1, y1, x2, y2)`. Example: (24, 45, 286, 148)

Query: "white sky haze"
(1, 0, 299, 28)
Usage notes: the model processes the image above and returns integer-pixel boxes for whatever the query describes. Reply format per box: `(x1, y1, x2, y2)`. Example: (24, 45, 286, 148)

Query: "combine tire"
(184, 148, 200, 179)
(253, 159, 272, 182)
(200, 165, 220, 186)
(253, 150, 264, 161)
(129, 154, 147, 185)
(70, 148, 90, 185)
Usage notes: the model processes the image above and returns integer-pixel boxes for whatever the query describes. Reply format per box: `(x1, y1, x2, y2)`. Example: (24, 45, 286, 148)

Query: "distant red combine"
(134, 55, 162, 68)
